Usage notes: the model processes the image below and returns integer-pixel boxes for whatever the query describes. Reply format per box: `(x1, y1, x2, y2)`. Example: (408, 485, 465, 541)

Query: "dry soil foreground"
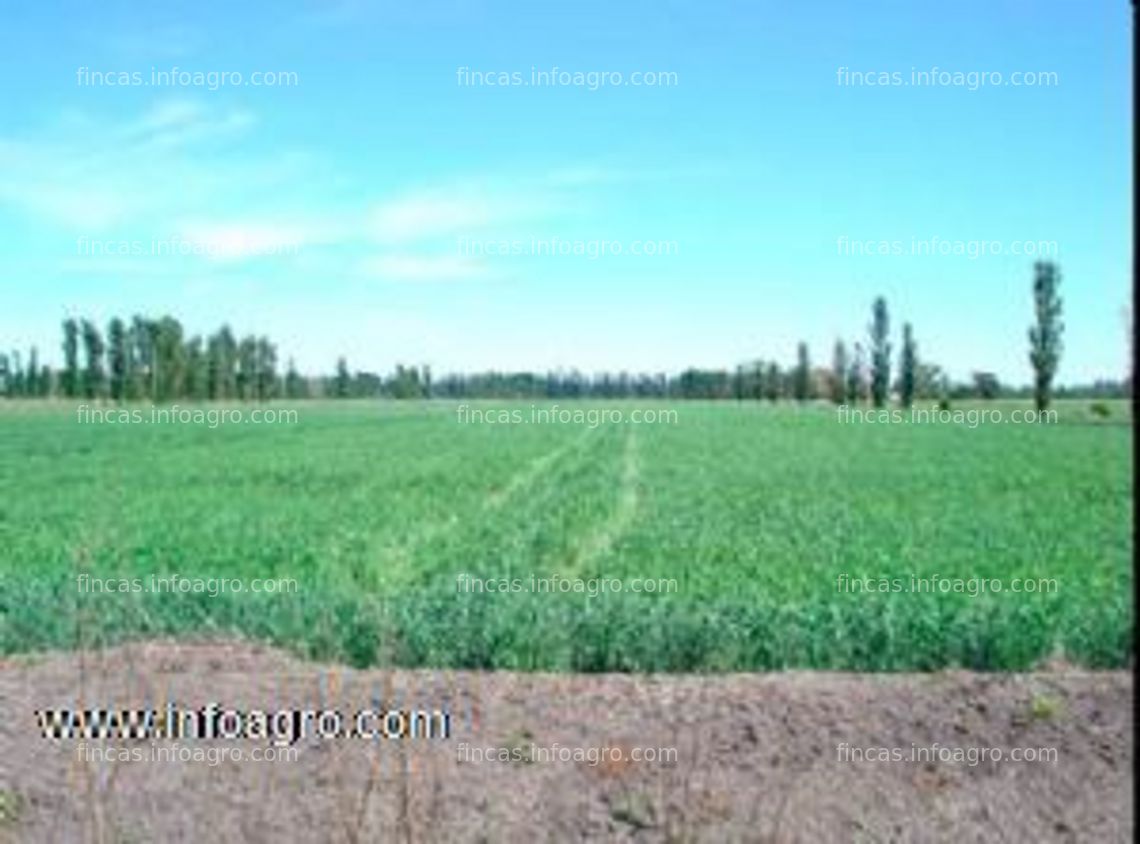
(0, 641, 1131, 843)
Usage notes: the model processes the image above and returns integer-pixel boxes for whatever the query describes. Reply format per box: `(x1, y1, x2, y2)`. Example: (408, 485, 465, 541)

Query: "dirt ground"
(0, 639, 1131, 843)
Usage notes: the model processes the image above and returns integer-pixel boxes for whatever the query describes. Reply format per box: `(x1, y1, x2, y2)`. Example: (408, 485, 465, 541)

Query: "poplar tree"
(335, 357, 351, 398)
(108, 318, 127, 401)
(848, 342, 868, 403)
(25, 348, 39, 396)
(899, 323, 917, 409)
(831, 340, 848, 404)
(793, 342, 811, 401)
(62, 319, 80, 398)
(1028, 261, 1064, 412)
(764, 362, 780, 402)
(80, 320, 106, 399)
(869, 297, 891, 408)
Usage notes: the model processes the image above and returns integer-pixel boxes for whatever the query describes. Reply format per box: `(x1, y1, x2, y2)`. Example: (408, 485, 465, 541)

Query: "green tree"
(61, 318, 80, 398)
(334, 357, 351, 398)
(915, 362, 943, 401)
(899, 322, 917, 409)
(130, 316, 156, 400)
(125, 317, 147, 400)
(1028, 261, 1064, 412)
(80, 319, 106, 399)
(206, 327, 238, 400)
(284, 358, 306, 398)
(751, 361, 765, 400)
(869, 296, 891, 408)
(107, 318, 128, 401)
(25, 348, 39, 397)
(145, 319, 162, 399)
(236, 336, 258, 400)
(972, 371, 1001, 400)
(793, 342, 811, 401)
(764, 362, 780, 402)
(848, 342, 868, 403)
(391, 363, 424, 399)
(254, 337, 277, 400)
(184, 336, 207, 400)
(830, 340, 848, 404)
(9, 351, 24, 397)
(154, 316, 185, 401)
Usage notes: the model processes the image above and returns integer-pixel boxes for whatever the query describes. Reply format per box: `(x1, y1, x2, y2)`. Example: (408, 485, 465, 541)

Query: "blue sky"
(0, 0, 1131, 384)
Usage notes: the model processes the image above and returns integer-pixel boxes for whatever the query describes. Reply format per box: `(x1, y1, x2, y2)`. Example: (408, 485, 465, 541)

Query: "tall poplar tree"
(899, 323, 917, 409)
(1028, 261, 1064, 412)
(869, 297, 891, 408)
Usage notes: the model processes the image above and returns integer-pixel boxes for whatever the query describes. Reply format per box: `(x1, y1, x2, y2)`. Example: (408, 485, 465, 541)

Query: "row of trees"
(0, 262, 1116, 409)
(1, 316, 304, 402)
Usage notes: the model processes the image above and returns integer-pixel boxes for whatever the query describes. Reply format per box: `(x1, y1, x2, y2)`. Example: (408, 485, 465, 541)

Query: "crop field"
(0, 400, 1132, 672)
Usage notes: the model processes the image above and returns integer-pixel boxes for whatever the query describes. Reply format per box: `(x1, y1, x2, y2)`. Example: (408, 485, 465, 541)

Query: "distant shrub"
(1090, 401, 1112, 418)
(938, 398, 951, 411)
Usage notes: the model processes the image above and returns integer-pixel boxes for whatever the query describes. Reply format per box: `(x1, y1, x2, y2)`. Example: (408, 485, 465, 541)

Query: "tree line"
(23, 316, 300, 402)
(0, 262, 1126, 408)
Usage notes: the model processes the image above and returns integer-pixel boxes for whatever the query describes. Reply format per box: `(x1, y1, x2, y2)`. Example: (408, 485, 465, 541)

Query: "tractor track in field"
(484, 427, 599, 512)
(369, 428, 601, 588)
(563, 427, 641, 574)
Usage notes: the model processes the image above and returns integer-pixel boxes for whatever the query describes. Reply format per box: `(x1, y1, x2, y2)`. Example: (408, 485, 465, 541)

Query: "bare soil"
(0, 640, 1131, 842)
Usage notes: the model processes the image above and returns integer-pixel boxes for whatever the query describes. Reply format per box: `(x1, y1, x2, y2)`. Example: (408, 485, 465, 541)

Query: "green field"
(0, 400, 1132, 672)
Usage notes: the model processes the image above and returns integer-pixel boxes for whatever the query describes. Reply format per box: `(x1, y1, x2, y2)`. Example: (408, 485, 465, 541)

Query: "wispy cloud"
(0, 100, 271, 232)
(116, 99, 254, 148)
(358, 254, 489, 282)
(369, 188, 546, 244)
(1, 97, 639, 287)
(175, 220, 335, 262)
(102, 25, 203, 61)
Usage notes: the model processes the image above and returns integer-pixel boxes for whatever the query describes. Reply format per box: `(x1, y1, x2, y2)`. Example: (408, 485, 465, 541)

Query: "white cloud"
(1, 183, 136, 230)
(370, 195, 502, 243)
(359, 254, 488, 281)
(175, 221, 330, 262)
(0, 100, 268, 232)
(116, 100, 255, 151)
(122, 100, 205, 136)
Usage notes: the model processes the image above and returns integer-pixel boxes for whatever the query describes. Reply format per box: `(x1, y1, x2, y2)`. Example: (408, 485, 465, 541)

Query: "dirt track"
(0, 640, 1131, 842)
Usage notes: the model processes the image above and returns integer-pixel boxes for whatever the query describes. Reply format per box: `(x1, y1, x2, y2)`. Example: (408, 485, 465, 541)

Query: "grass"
(0, 399, 1132, 672)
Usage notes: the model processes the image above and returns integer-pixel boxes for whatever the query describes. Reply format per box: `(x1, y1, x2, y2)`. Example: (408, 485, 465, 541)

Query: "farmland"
(0, 400, 1132, 672)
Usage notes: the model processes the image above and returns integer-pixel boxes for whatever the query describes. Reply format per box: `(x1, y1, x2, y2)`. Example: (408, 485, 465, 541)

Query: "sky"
(0, 0, 1131, 384)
